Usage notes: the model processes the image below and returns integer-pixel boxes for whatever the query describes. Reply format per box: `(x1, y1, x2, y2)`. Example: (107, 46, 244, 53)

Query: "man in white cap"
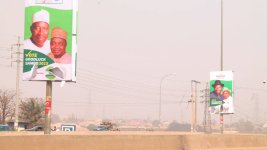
(24, 9, 50, 54)
(222, 87, 234, 113)
(48, 27, 71, 64)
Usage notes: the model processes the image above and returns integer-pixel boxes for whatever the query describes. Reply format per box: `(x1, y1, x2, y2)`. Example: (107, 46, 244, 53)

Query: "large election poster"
(210, 71, 234, 114)
(23, 0, 78, 82)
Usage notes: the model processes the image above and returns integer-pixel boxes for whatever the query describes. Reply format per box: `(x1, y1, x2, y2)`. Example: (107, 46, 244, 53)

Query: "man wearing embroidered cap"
(48, 27, 71, 64)
(210, 80, 224, 101)
(222, 87, 234, 113)
(222, 87, 231, 100)
(24, 9, 50, 54)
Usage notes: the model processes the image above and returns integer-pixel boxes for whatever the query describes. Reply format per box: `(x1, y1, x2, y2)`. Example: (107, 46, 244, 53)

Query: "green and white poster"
(23, 0, 78, 81)
(210, 71, 234, 114)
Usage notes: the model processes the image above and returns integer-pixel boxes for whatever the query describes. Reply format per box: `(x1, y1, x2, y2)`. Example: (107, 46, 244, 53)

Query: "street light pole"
(220, 0, 224, 134)
(221, 0, 224, 71)
(159, 73, 176, 125)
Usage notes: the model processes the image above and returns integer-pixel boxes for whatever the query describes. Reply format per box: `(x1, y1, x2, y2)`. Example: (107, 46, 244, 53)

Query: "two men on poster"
(23, 1, 76, 81)
(25, 10, 71, 63)
(210, 71, 234, 114)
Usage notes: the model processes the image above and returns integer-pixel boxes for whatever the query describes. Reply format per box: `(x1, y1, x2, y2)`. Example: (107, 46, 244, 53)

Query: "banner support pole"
(220, 0, 224, 134)
(44, 81, 52, 134)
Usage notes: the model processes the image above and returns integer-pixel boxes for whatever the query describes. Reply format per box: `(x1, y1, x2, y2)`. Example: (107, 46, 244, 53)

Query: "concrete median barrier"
(0, 132, 267, 150)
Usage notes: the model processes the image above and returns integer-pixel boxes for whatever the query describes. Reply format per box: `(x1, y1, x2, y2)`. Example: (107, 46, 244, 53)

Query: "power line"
(77, 69, 179, 91)
(76, 75, 190, 95)
(76, 74, 189, 99)
(78, 67, 190, 90)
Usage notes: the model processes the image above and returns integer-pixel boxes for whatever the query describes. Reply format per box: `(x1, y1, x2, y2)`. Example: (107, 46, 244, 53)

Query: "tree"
(166, 121, 191, 131)
(19, 97, 45, 125)
(0, 89, 15, 124)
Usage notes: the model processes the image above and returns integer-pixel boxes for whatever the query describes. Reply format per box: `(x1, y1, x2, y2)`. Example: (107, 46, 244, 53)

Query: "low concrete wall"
(0, 132, 267, 150)
(183, 134, 267, 150)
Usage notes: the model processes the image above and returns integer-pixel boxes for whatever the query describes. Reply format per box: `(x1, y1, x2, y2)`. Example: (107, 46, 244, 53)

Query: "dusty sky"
(0, 0, 267, 125)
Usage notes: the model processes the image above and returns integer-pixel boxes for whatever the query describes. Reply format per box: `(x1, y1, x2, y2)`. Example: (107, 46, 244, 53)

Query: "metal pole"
(14, 36, 21, 131)
(220, 0, 224, 134)
(221, 0, 224, 71)
(44, 81, 52, 134)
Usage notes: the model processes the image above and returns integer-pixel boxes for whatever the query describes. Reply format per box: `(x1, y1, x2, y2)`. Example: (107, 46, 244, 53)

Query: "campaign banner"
(23, 0, 78, 82)
(210, 71, 234, 114)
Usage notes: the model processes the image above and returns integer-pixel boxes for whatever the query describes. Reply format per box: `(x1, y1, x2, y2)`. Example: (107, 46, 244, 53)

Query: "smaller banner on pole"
(210, 71, 234, 114)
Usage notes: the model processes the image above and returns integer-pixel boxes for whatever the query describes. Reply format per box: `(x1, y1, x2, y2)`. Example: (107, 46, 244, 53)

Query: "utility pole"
(203, 82, 211, 133)
(191, 80, 200, 132)
(12, 36, 23, 130)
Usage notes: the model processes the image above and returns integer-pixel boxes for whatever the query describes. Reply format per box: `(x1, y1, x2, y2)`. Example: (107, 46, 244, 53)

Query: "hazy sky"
(0, 0, 267, 125)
